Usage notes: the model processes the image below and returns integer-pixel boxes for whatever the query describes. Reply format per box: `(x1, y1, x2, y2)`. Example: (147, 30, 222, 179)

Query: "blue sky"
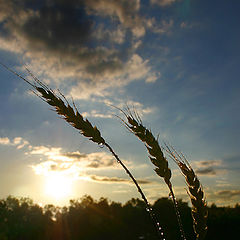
(0, 0, 239, 207)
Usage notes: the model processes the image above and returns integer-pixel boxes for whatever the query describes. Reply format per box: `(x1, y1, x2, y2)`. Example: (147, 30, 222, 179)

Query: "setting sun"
(44, 173, 73, 200)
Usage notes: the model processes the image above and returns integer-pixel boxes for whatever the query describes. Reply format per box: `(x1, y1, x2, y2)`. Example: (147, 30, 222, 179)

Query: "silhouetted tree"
(0, 196, 239, 240)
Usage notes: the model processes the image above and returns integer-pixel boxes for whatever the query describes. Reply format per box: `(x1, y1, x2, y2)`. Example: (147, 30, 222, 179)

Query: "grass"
(0, 62, 208, 240)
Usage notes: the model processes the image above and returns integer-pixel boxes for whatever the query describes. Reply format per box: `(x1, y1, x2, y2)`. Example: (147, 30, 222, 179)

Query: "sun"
(44, 173, 73, 200)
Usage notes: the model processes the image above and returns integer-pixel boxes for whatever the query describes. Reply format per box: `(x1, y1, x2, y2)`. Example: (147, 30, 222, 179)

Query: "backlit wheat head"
(165, 145, 208, 240)
(0, 62, 166, 240)
(35, 86, 105, 145)
(118, 107, 186, 240)
(119, 108, 172, 186)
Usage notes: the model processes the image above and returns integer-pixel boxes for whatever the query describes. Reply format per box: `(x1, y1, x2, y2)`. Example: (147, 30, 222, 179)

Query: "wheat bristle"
(35, 86, 105, 145)
(120, 108, 186, 240)
(165, 144, 208, 240)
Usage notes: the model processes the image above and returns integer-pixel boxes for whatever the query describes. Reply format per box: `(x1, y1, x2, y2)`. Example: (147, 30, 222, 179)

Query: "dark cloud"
(150, 0, 177, 7)
(90, 175, 151, 184)
(196, 160, 222, 168)
(0, 0, 133, 66)
(21, 2, 93, 50)
(86, 158, 115, 168)
(216, 190, 240, 198)
(63, 152, 87, 160)
(0, 0, 159, 98)
(0, 0, 129, 76)
(194, 160, 224, 176)
(199, 161, 213, 166)
(196, 167, 216, 176)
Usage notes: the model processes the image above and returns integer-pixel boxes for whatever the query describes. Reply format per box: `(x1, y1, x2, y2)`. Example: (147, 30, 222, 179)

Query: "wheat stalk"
(164, 144, 208, 240)
(118, 107, 186, 240)
(0, 62, 166, 240)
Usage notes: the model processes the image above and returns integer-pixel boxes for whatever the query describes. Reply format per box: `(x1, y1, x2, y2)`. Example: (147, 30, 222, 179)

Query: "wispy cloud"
(89, 175, 152, 184)
(196, 168, 216, 176)
(207, 189, 240, 204)
(0, 137, 29, 149)
(216, 190, 240, 198)
(28, 146, 117, 171)
(193, 160, 225, 176)
(150, 0, 177, 7)
(0, 137, 10, 145)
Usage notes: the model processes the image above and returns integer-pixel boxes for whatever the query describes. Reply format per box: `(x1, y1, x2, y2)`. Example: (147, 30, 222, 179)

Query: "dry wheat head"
(36, 86, 105, 145)
(119, 108, 187, 240)
(122, 109, 171, 186)
(165, 145, 208, 240)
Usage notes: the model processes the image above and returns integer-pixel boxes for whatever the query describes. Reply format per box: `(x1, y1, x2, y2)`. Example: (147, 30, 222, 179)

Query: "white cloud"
(28, 145, 116, 167)
(146, 73, 159, 83)
(85, 0, 144, 37)
(0, 136, 29, 148)
(116, 100, 156, 118)
(82, 110, 113, 119)
(0, 137, 10, 145)
(69, 54, 159, 99)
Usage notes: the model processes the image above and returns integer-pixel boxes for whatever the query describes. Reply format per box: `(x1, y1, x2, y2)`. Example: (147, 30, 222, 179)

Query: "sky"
(0, 0, 240, 207)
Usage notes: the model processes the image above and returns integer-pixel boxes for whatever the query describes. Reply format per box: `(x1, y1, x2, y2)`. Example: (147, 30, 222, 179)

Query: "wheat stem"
(0, 64, 166, 240)
(104, 142, 165, 240)
(164, 144, 208, 240)
(119, 108, 186, 240)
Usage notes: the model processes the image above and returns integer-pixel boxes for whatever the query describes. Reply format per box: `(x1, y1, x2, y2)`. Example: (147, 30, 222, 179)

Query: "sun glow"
(44, 173, 73, 200)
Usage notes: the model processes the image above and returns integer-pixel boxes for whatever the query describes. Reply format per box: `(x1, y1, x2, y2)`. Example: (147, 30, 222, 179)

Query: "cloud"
(0, 136, 29, 149)
(196, 167, 216, 176)
(85, 0, 144, 37)
(0, 0, 160, 99)
(80, 98, 155, 120)
(89, 175, 152, 184)
(113, 99, 156, 119)
(69, 53, 160, 99)
(84, 152, 116, 168)
(194, 160, 222, 168)
(193, 160, 224, 176)
(216, 179, 230, 187)
(0, 137, 10, 145)
(208, 190, 240, 202)
(28, 145, 116, 169)
(146, 18, 174, 34)
(150, 0, 177, 7)
(28, 143, 152, 186)
(24, 141, 150, 186)
(216, 190, 240, 198)
(30, 146, 120, 181)
(82, 110, 113, 119)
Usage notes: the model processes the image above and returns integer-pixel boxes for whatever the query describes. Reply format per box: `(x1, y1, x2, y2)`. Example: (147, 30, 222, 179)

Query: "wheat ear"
(0, 63, 166, 240)
(165, 144, 208, 240)
(34, 84, 166, 239)
(118, 107, 186, 240)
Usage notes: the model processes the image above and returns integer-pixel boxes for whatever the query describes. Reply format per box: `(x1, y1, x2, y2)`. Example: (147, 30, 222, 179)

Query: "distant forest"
(0, 195, 239, 240)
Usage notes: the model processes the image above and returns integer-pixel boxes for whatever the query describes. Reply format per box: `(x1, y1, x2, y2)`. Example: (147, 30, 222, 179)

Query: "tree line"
(0, 195, 239, 240)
